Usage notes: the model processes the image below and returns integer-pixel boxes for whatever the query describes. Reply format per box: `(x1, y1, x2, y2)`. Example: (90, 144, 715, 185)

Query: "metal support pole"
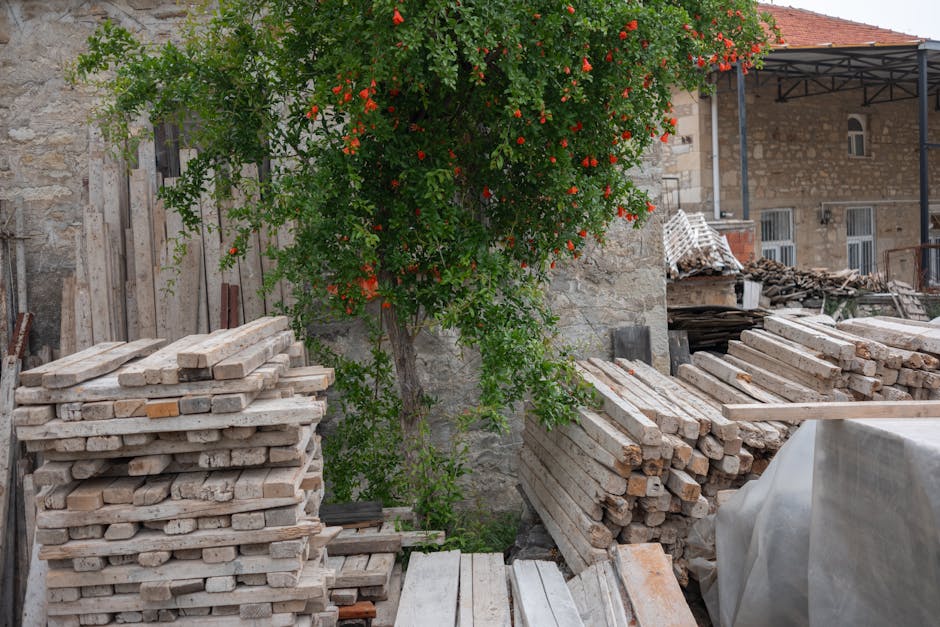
(737, 64, 750, 220)
(918, 49, 930, 284)
(711, 81, 722, 220)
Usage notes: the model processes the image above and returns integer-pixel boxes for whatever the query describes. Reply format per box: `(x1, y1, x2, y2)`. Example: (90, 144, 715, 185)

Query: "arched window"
(847, 115, 866, 157)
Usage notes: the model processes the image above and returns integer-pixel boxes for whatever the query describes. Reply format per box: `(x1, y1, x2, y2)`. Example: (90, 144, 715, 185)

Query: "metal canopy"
(750, 43, 940, 105)
(718, 42, 939, 266)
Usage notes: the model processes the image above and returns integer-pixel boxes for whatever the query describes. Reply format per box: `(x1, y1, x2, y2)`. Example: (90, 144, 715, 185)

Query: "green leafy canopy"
(73, 0, 771, 431)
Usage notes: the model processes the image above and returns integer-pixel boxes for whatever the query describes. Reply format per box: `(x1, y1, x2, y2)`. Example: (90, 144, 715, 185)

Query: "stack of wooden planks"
(61, 126, 296, 353)
(568, 543, 696, 627)
(668, 305, 767, 352)
(390, 544, 695, 627)
(681, 314, 940, 405)
(394, 551, 583, 627)
(521, 356, 793, 583)
(325, 507, 444, 613)
(14, 317, 344, 626)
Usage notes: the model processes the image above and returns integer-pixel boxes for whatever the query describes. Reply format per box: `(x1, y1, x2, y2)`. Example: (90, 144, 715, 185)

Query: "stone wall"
(0, 0, 188, 350)
(1, 1, 670, 508)
(663, 71, 940, 276)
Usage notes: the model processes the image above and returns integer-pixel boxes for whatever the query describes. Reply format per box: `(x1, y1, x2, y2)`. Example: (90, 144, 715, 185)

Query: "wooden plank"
(42, 338, 165, 389)
(509, 561, 558, 627)
(575, 366, 662, 445)
(39, 519, 321, 560)
(213, 330, 293, 380)
(0, 355, 19, 581)
(84, 211, 112, 343)
(320, 501, 384, 527)
(15, 369, 267, 404)
(129, 168, 157, 338)
(20, 342, 124, 388)
(374, 563, 403, 627)
(59, 276, 77, 357)
(46, 564, 330, 614)
(689, 352, 787, 404)
(524, 418, 626, 495)
(395, 550, 460, 627)
(763, 316, 856, 360)
(724, 400, 940, 422)
(46, 554, 301, 588)
(458, 553, 474, 627)
(16, 396, 319, 440)
(725, 340, 834, 394)
(535, 560, 585, 626)
(739, 329, 840, 379)
(611, 543, 695, 627)
(471, 553, 511, 627)
(177, 316, 290, 368)
(722, 354, 829, 403)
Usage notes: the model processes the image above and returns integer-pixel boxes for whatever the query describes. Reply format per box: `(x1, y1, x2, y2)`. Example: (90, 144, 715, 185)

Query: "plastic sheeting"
(713, 419, 940, 627)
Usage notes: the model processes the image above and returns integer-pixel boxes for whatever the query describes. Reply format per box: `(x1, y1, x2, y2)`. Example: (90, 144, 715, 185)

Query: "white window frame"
(846, 206, 875, 275)
(847, 114, 867, 158)
(760, 208, 795, 266)
(928, 206, 940, 285)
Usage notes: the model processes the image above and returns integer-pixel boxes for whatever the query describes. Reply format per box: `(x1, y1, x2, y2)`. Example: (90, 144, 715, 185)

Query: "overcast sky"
(764, 1, 940, 41)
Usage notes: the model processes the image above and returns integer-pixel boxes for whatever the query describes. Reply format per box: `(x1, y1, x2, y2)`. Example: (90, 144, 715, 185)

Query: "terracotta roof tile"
(759, 4, 923, 48)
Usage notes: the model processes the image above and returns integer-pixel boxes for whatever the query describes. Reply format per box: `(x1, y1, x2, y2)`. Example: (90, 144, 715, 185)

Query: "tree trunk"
(381, 301, 425, 433)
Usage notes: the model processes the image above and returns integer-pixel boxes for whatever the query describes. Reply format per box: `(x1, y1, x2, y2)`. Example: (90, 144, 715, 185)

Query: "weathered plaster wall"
(0, 1, 187, 350)
(2, 1, 669, 508)
(663, 73, 940, 276)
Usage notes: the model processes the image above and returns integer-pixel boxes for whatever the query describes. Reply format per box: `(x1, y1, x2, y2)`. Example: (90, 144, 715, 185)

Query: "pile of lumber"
(14, 317, 344, 626)
(520, 357, 791, 583)
(664, 210, 742, 280)
(740, 257, 884, 305)
(680, 315, 940, 405)
(568, 543, 696, 627)
(391, 544, 695, 627)
(323, 506, 444, 615)
(61, 126, 296, 353)
(668, 306, 767, 352)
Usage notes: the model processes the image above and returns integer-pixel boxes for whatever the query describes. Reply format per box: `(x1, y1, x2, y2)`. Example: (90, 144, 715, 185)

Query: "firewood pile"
(741, 258, 885, 305)
(519, 357, 791, 584)
(664, 210, 743, 280)
(14, 317, 344, 626)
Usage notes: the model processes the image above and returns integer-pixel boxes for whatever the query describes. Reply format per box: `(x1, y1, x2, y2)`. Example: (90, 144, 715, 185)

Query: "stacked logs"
(741, 257, 884, 305)
(520, 357, 791, 584)
(14, 317, 342, 626)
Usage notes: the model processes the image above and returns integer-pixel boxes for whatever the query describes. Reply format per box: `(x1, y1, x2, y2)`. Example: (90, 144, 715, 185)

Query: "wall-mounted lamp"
(819, 207, 832, 225)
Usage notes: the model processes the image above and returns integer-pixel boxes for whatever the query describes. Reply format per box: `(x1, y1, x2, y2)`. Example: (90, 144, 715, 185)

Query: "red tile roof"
(759, 4, 923, 48)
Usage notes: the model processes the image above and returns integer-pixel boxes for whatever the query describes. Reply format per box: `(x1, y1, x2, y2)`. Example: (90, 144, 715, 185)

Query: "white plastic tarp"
(714, 418, 940, 627)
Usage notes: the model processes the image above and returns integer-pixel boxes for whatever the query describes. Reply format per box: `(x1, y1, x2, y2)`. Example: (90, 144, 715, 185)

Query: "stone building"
(663, 4, 940, 286)
(0, 2, 669, 506)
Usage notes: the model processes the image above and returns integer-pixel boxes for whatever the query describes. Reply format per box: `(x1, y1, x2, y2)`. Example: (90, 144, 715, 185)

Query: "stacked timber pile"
(321, 504, 444, 619)
(680, 315, 940, 404)
(740, 257, 883, 305)
(520, 357, 789, 583)
(664, 210, 742, 280)
(668, 305, 767, 352)
(14, 317, 343, 626)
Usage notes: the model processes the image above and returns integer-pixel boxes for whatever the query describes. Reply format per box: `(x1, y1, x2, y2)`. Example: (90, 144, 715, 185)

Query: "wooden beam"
(724, 401, 940, 422)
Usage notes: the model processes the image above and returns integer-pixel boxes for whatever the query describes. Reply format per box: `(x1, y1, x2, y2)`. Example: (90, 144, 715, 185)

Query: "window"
(846, 207, 875, 275)
(847, 114, 866, 157)
(761, 208, 795, 266)
(928, 208, 940, 285)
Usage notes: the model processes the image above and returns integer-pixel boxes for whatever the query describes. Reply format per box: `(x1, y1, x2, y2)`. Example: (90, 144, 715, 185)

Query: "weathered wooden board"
(395, 550, 460, 627)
